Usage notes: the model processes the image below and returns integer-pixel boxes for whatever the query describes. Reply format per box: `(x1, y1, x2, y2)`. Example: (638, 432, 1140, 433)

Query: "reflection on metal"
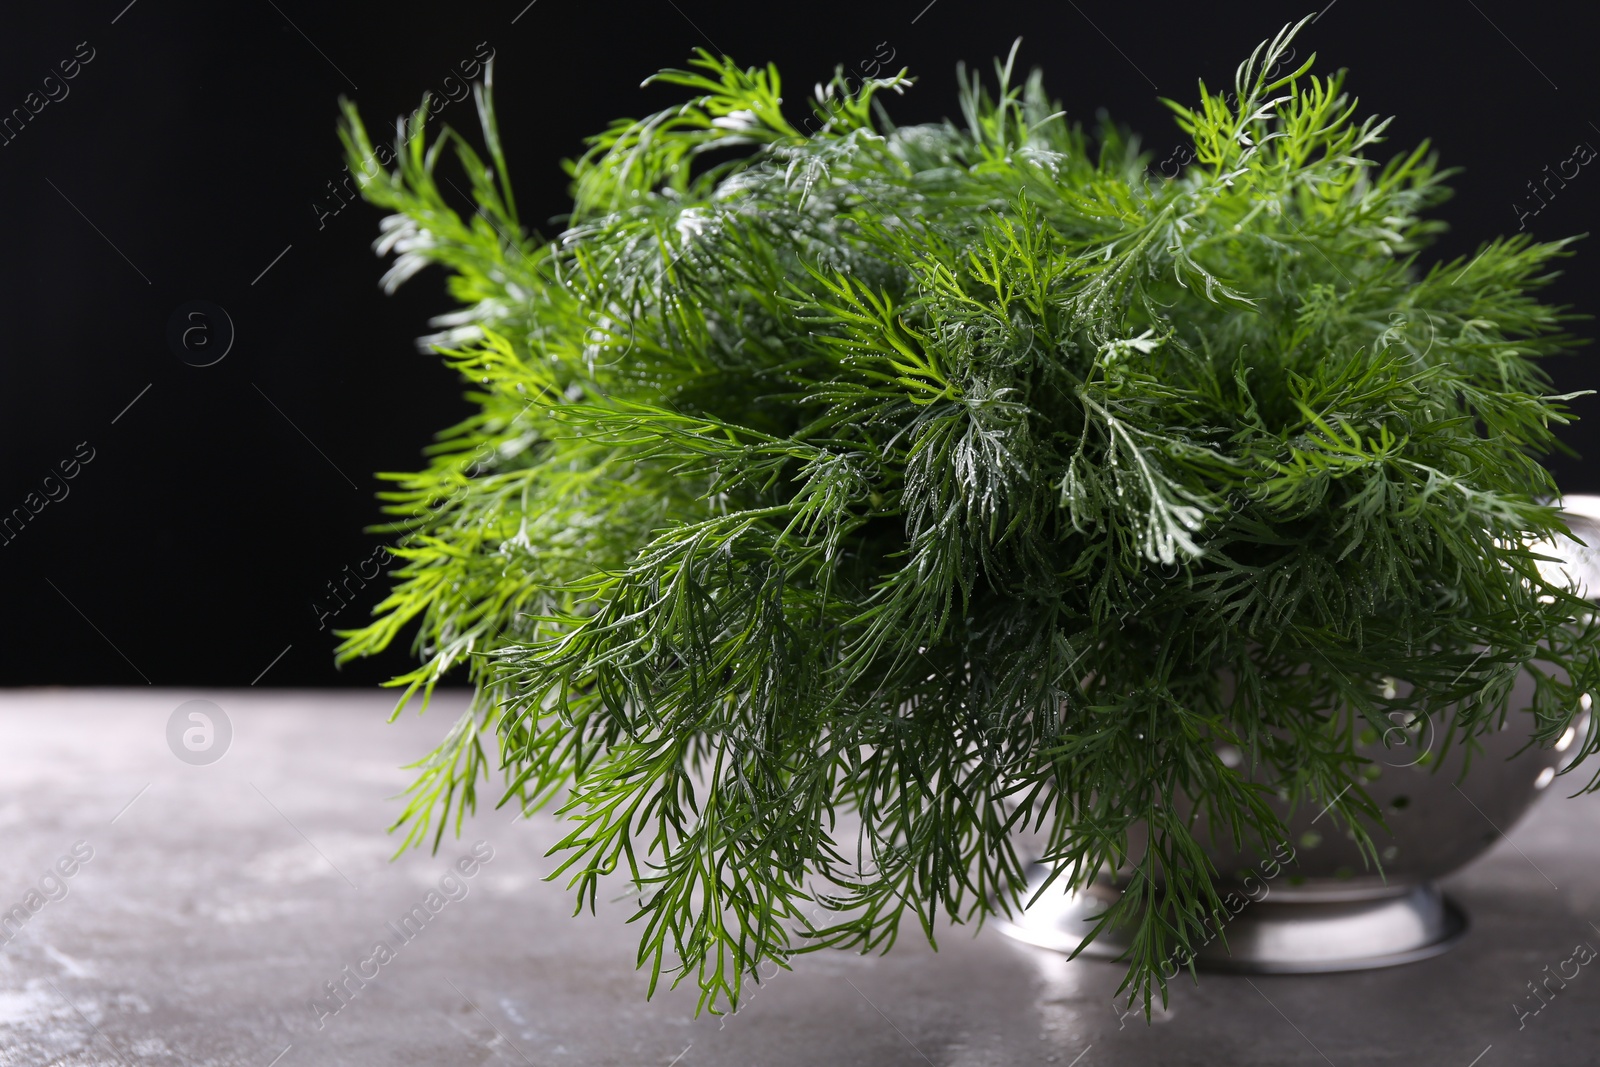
(996, 866, 1467, 973)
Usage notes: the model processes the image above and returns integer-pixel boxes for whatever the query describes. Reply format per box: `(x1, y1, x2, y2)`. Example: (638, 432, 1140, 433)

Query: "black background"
(1, 0, 1595, 687)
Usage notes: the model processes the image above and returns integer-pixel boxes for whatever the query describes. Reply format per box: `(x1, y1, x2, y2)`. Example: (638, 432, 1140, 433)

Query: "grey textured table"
(2, 689, 1597, 1066)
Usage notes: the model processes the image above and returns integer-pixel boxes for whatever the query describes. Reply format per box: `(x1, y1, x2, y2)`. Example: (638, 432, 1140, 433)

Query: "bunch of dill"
(336, 18, 1600, 1012)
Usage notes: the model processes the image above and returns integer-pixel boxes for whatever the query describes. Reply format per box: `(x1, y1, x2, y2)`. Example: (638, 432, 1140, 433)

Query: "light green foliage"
(336, 18, 1600, 1014)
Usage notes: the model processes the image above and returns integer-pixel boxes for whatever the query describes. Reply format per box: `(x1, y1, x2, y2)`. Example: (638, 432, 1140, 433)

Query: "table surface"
(1, 689, 1597, 1067)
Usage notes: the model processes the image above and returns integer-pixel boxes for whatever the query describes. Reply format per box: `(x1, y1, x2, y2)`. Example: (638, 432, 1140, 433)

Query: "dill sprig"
(335, 17, 1600, 1014)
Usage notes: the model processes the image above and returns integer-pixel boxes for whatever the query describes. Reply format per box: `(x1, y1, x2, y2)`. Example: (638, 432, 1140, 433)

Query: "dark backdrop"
(1, 0, 1595, 686)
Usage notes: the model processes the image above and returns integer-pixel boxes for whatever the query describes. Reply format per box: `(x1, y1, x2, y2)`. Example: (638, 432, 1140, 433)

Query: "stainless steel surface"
(998, 681, 1563, 970)
(1193, 672, 1582, 900)
(999, 499, 1600, 971)
(1543, 494, 1600, 598)
(998, 867, 1468, 972)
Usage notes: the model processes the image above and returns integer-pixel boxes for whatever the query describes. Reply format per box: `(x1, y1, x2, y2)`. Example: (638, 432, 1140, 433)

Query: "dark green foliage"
(336, 18, 1600, 1014)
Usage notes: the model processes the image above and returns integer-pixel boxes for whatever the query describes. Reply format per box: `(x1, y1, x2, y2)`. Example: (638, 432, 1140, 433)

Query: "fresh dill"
(335, 17, 1600, 1014)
